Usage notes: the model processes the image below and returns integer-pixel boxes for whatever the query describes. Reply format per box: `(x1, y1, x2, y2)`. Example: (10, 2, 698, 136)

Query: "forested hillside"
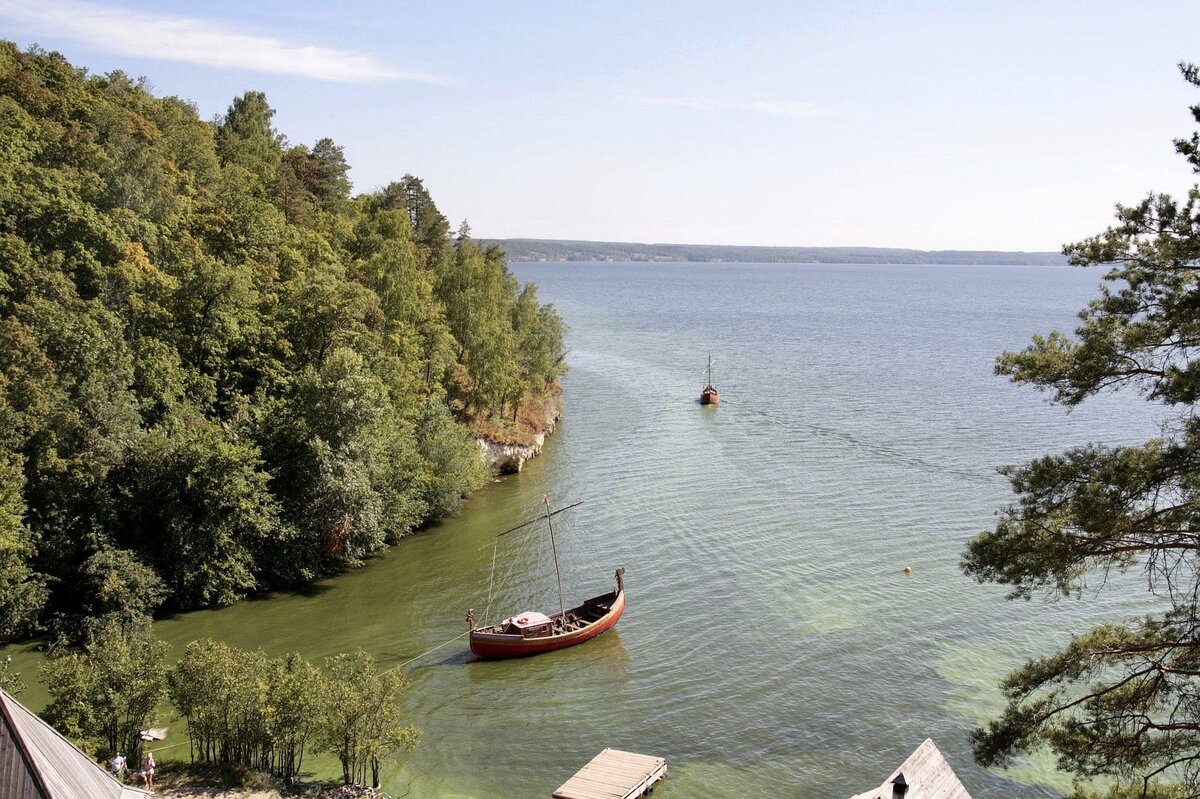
(0, 43, 566, 644)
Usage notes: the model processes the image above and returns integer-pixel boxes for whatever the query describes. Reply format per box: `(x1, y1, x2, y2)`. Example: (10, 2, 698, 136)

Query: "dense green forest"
(0, 43, 566, 645)
(484, 237, 1069, 265)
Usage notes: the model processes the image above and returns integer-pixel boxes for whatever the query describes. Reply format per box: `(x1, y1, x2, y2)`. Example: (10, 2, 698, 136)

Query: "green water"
(6, 262, 1163, 798)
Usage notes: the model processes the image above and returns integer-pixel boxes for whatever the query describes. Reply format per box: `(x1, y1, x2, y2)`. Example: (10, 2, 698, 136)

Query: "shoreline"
(485, 238, 1068, 266)
(475, 392, 563, 474)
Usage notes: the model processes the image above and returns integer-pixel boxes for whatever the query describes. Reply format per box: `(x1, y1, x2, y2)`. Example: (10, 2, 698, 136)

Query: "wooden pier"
(553, 748, 667, 799)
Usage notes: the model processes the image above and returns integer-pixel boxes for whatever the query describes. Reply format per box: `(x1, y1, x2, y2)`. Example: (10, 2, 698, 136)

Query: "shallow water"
(6, 262, 1163, 798)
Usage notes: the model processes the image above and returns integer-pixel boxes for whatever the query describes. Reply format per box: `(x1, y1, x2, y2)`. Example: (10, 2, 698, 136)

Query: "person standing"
(107, 750, 125, 781)
(139, 750, 155, 789)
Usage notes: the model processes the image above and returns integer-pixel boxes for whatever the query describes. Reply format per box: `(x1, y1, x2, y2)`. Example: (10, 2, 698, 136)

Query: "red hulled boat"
(467, 498, 625, 660)
(468, 568, 624, 659)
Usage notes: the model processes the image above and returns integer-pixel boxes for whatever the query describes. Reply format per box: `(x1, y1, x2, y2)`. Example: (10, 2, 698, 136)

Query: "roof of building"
(849, 738, 973, 799)
(0, 687, 152, 799)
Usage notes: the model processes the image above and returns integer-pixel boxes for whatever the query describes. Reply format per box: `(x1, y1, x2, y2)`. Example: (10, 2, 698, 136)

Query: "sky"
(2, 0, 1199, 251)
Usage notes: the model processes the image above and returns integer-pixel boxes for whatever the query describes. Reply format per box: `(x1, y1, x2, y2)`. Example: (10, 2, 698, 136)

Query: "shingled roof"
(849, 738, 973, 799)
(0, 688, 152, 799)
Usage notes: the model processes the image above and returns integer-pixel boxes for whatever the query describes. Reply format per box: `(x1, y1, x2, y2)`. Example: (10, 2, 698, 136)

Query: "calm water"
(7, 262, 1163, 798)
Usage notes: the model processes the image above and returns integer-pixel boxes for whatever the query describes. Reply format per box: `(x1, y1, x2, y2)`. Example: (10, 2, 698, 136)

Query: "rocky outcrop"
(476, 396, 562, 475)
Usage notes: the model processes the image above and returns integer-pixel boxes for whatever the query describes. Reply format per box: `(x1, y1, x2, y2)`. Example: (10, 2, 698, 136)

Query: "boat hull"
(700, 387, 719, 405)
(470, 586, 625, 660)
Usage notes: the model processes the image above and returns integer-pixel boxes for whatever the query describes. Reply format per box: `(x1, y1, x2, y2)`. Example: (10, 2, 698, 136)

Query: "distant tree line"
(484, 238, 1069, 265)
(0, 42, 567, 645)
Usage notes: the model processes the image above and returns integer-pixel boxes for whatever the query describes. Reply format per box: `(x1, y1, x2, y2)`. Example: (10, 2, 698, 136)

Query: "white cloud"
(637, 95, 825, 118)
(0, 0, 449, 84)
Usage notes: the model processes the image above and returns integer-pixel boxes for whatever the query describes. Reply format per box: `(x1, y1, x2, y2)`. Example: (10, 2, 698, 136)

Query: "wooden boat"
(700, 353, 719, 405)
(468, 569, 624, 659)
(468, 499, 625, 660)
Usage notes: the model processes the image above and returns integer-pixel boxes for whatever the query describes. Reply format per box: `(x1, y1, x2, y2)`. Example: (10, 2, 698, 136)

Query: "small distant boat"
(700, 353, 719, 405)
(468, 498, 625, 660)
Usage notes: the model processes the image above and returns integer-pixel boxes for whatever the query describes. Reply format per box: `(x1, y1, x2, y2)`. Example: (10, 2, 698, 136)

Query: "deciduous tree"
(42, 616, 168, 763)
(0, 41, 566, 643)
(318, 650, 419, 788)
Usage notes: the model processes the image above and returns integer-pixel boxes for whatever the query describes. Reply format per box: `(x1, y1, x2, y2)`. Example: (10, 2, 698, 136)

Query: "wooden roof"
(0, 688, 151, 799)
(849, 738, 972, 799)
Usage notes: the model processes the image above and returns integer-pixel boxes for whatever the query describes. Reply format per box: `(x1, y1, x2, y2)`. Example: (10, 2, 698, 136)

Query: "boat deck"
(552, 748, 666, 799)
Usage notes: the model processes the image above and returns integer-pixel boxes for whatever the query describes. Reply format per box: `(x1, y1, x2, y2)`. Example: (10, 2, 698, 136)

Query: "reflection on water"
(465, 630, 630, 689)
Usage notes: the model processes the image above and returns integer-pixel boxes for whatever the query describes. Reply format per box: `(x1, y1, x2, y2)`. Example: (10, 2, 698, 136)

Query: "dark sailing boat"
(467, 498, 625, 660)
(700, 353, 720, 405)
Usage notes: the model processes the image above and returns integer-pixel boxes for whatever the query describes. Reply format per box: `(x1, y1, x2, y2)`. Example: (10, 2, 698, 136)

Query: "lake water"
(6, 262, 1163, 798)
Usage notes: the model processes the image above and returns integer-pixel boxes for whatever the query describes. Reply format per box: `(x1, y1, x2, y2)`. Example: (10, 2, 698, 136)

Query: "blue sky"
(2, 0, 1198, 250)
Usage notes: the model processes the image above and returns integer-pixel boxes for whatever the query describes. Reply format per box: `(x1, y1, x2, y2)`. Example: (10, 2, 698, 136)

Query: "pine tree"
(963, 63, 1200, 798)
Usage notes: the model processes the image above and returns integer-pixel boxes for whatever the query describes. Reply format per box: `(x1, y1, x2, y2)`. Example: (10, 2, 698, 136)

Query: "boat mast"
(706, 353, 714, 387)
(543, 494, 567, 620)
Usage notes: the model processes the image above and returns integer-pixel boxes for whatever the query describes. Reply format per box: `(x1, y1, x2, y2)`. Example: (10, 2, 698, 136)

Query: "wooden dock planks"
(553, 748, 667, 799)
(848, 738, 973, 799)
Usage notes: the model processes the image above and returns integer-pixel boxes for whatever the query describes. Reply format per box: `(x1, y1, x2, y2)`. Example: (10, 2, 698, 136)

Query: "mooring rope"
(381, 629, 473, 675)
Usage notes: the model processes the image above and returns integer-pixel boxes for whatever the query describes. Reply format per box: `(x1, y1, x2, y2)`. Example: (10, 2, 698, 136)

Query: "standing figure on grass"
(140, 750, 155, 789)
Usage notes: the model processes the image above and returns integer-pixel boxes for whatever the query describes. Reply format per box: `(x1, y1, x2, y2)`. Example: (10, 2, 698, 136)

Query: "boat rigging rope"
(483, 538, 500, 623)
(383, 499, 582, 675)
(476, 509, 552, 627)
(379, 503, 581, 673)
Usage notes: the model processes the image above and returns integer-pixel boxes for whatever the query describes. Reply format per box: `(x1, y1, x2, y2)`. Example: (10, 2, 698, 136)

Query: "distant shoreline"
(483, 237, 1068, 266)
